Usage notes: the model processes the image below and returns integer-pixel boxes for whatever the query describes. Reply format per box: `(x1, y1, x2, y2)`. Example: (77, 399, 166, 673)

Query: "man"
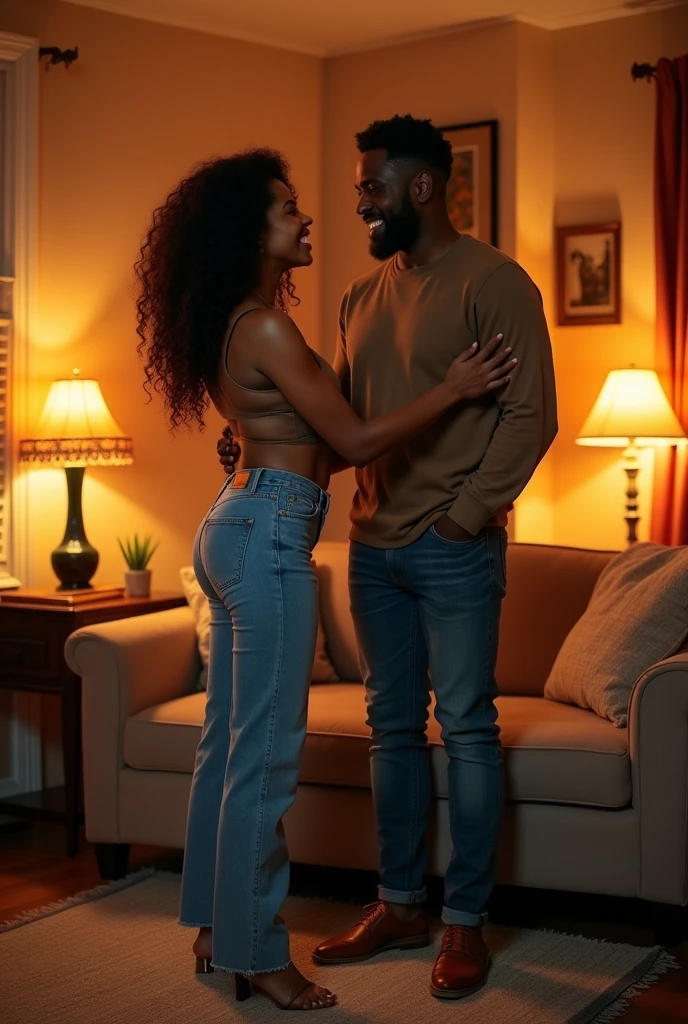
(219, 114, 557, 999)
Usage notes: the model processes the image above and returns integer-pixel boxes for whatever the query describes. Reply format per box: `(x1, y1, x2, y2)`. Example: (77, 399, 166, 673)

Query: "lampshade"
(576, 368, 686, 448)
(19, 369, 133, 466)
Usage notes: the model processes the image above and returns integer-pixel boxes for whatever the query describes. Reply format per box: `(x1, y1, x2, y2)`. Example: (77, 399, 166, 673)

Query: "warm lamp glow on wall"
(576, 367, 686, 545)
(19, 370, 133, 589)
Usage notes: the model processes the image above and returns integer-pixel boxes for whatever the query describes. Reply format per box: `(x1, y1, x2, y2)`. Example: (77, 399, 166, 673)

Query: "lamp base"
(622, 443, 640, 546)
(51, 550, 99, 590)
(51, 465, 99, 590)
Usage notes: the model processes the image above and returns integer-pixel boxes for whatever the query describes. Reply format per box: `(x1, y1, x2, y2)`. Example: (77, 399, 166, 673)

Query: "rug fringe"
(534, 926, 614, 945)
(589, 951, 680, 1023)
(0, 866, 161, 934)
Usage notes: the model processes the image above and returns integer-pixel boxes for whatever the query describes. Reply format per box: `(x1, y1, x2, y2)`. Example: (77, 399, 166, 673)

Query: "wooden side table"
(0, 591, 187, 856)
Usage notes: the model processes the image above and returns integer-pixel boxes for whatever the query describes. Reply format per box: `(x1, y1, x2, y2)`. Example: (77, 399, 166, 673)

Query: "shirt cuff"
(447, 491, 493, 536)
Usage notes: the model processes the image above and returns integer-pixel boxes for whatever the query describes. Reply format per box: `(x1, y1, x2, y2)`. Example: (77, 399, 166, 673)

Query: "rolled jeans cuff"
(442, 907, 488, 927)
(378, 885, 427, 906)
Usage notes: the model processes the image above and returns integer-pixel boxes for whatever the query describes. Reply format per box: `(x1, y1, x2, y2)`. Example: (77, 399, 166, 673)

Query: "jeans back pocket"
(200, 517, 254, 593)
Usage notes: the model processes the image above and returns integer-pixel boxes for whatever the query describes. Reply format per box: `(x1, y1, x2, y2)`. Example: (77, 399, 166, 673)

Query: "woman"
(135, 150, 514, 1012)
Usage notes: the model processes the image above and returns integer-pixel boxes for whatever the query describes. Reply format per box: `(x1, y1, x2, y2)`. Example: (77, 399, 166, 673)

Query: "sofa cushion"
(125, 692, 207, 774)
(124, 684, 630, 809)
(496, 544, 616, 697)
(544, 542, 688, 727)
(312, 542, 360, 682)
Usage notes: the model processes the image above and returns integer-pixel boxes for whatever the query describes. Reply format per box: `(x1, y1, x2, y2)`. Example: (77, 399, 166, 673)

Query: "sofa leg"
(94, 842, 131, 881)
(652, 902, 686, 947)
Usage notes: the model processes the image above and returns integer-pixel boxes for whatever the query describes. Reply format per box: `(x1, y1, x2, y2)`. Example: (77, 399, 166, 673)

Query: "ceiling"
(63, 0, 685, 56)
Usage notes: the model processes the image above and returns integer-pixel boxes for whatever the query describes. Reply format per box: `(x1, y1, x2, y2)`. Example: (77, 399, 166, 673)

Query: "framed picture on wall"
(439, 120, 498, 247)
(556, 222, 622, 326)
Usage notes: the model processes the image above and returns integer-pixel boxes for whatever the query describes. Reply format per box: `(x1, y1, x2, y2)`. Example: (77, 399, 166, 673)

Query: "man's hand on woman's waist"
(218, 424, 241, 474)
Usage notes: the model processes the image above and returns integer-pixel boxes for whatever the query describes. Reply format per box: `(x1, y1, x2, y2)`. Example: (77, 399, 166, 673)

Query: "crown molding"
(515, 0, 685, 32)
(328, 2, 686, 55)
(60, 0, 688, 59)
(327, 16, 518, 57)
(62, 0, 324, 56)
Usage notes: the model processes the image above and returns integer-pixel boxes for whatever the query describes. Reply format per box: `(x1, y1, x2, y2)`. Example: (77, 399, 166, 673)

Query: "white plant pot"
(124, 569, 151, 598)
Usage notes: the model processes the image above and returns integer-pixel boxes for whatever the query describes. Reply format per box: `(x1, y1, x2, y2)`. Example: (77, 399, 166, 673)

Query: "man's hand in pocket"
(433, 514, 477, 543)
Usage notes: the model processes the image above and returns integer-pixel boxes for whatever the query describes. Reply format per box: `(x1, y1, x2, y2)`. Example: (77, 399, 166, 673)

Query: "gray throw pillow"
(544, 542, 688, 727)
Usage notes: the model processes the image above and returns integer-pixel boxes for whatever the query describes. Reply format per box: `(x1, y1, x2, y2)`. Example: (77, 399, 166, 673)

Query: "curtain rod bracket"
(631, 62, 657, 83)
(39, 46, 79, 71)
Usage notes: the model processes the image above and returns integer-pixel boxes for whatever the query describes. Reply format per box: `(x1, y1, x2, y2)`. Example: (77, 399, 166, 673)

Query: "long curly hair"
(135, 150, 298, 430)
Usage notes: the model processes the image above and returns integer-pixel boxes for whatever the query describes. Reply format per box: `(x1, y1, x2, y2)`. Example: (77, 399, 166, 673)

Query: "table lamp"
(19, 370, 133, 589)
(576, 366, 686, 545)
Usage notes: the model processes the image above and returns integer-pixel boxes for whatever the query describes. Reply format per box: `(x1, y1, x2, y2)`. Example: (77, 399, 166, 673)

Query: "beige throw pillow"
(544, 542, 688, 727)
(180, 567, 211, 690)
(180, 565, 338, 692)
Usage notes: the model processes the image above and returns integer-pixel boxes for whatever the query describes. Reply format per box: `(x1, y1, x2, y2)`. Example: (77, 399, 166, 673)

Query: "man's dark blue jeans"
(349, 523, 507, 927)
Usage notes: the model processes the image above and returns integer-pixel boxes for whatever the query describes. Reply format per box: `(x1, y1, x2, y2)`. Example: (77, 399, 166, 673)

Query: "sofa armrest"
(64, 606, 198, 843)
(629, 650, 688, 906)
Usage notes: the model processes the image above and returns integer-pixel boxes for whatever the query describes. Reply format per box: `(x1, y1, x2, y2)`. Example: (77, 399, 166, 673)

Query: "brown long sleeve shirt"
(336, 234, 558, 547)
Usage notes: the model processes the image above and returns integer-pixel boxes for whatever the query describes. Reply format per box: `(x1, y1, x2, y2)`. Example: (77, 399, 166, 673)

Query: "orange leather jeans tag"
(231, 470, 250, 489)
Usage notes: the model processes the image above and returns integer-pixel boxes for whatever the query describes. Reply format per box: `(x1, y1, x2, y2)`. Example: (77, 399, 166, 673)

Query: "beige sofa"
(65, 541, 688, 935)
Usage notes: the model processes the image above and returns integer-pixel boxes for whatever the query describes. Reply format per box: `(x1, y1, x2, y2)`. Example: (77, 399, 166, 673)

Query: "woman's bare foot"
(192, 927, 212, 960)
(252, 962, 337, 1010)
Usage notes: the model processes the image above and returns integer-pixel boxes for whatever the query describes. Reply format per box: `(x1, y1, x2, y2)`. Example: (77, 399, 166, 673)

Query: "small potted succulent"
(118, 534, 159, 598)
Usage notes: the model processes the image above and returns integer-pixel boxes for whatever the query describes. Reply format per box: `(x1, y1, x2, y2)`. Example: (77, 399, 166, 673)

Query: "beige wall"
(2, 0, 323, 590)
(511, 22, 556, 543)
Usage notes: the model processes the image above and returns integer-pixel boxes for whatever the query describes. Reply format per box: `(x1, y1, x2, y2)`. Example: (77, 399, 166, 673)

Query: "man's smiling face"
(355, 149, 421, 261)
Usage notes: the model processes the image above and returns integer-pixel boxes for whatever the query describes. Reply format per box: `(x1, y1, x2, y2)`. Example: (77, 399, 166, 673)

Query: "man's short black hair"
(355, 114, 454, 182)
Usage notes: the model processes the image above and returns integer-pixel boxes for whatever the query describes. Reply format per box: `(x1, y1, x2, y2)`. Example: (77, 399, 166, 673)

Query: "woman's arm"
(248, 310, 513, 469)
(328, 335, 354, 472)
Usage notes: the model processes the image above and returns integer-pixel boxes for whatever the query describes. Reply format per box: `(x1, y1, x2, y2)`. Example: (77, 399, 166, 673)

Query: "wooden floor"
(1, 821, 687, 1021)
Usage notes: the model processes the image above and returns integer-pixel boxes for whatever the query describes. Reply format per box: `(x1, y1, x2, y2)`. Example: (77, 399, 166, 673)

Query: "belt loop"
(248, 468, 262, 493)
(212, 476, 233, 505)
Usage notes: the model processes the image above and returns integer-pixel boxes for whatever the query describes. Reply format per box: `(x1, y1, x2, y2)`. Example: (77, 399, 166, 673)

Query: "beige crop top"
(210, 308, 342, 445)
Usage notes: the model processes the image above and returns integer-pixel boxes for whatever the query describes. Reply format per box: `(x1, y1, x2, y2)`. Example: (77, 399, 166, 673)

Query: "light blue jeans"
(179, 468, 329, 974)
(349, 525, 507, 928)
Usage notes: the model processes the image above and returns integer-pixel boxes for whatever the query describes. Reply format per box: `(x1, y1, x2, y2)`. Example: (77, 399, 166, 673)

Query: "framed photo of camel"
(556, 222, 621, 326)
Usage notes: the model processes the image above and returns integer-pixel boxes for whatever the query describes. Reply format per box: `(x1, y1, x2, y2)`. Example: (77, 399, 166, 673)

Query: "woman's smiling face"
(262, 179, 314, 270)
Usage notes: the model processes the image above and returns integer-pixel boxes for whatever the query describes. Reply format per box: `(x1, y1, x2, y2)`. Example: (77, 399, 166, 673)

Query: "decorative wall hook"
(39, 46, 79, 70)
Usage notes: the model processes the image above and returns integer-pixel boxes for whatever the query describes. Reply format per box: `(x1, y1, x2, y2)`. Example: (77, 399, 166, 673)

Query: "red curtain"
(651, 54, 688, 546)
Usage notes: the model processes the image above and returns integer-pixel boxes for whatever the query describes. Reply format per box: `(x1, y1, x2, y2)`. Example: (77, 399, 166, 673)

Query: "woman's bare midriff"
(237, 439, 332, 492)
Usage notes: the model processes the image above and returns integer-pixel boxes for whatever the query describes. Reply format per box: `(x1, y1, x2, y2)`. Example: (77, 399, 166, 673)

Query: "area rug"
(0, 871, 677, 1024)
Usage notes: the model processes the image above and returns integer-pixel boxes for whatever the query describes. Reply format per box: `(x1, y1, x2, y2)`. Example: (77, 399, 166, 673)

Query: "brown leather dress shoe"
(430, 925, 490, 999)
(312, 901, 430, 965)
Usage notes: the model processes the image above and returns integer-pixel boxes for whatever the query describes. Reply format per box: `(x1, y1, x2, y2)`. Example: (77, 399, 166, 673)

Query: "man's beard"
(369, 194, 421, 261)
